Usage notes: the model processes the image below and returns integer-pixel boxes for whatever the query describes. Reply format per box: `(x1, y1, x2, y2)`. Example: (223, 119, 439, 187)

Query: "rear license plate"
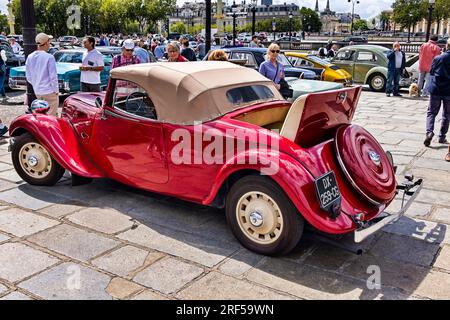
(315, 171, 342, 212)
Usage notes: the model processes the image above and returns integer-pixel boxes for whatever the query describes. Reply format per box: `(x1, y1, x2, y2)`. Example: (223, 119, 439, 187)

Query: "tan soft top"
(110, 61, 283, 125)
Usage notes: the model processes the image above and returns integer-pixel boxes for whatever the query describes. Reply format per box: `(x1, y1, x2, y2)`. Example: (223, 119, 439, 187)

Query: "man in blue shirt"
(154, 41, 166, 60)
(386, 41, 406, 97)
(424, 38, 450, 156)
(134, 39, 150, 63)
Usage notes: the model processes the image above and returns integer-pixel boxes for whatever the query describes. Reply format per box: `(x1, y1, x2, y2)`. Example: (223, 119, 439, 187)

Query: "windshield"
(307, 55, 329, 65)
(278, 54, 293, 68)
(54, 52, 83, 63)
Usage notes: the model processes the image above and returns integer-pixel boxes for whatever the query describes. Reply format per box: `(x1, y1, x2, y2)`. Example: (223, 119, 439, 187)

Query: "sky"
(0, 0, 394, 19)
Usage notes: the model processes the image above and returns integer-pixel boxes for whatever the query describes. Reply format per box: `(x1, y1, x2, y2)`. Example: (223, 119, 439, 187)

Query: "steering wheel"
(125, 92, 156, 119)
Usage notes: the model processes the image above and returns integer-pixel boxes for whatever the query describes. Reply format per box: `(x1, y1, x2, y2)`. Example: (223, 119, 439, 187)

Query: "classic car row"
(8, 62, 423, 255)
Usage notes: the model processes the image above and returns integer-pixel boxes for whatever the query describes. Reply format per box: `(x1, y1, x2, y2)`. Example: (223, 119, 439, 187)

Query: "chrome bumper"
(354, 176, 423, 243)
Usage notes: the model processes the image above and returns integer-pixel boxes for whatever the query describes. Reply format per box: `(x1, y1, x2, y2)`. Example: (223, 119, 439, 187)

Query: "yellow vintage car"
(285, 52, 353, 85)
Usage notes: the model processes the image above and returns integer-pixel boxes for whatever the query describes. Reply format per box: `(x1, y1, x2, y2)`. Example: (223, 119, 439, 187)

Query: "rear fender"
(10, 114, 105, 178)
(365, 67, 387, 84)
(204, 150, 356, 234)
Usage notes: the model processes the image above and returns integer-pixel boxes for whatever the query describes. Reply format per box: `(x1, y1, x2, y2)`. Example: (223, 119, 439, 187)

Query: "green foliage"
(353, 19, 369, 31)
(170, 21, 186, 34)
(0, 14, 8, 34)
(392, 0, 428, 29)
(299, 7, 322, 32)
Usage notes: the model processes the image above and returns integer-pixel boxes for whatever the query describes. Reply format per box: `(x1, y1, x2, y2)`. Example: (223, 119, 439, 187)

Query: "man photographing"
(80, 36, 105, 92)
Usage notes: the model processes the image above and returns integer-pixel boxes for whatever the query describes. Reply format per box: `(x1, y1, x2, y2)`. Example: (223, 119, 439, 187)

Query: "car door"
(91, 79, 168, 185)
(332, 49, 356, 79)
(353, 51, 378, 83)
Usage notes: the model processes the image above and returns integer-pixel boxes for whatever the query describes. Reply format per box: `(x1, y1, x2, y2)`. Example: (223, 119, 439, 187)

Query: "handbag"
(272, 62, 294, 99)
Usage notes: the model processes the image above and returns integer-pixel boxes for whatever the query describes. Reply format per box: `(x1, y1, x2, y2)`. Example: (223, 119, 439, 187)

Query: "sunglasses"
(168, 50, 177, 53)
(271, 50, 280, 54)
(125, 49, 133, 52)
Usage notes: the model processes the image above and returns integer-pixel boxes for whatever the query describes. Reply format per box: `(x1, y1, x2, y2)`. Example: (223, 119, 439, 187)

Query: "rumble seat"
(280, 95, 307, 142)
(234, 106, 290, 130)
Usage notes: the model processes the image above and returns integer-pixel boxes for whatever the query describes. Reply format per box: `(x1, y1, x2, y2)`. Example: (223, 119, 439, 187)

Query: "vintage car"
(0, 39, 25, 87)
(8, 62, 422, 255)
(8, 47, 118, 94)
(285, 52, 353, 84)
(286, 77, 344, 102)
(331, 45, 416, 92)
(205, 47, 322, 80)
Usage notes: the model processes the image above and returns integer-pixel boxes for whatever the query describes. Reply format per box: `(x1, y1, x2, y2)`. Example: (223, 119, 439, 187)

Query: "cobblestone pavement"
(0, 90, 449, 300)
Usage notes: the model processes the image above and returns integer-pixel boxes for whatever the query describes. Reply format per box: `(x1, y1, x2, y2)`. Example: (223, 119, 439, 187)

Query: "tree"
(432, 0, 450, 35)
(170, 21, 186, 34)
(392, 0, 427, 31)
(127, 0, 176, 33)
(353, 19, 369, 31)
(299, 7, 321, 32)
(379, 11, 391, 31)
(0, 14, 8, 34)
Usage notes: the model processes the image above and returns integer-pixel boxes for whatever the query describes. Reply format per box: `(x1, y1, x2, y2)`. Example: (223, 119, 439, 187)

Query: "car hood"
(9, 63, 81, 77)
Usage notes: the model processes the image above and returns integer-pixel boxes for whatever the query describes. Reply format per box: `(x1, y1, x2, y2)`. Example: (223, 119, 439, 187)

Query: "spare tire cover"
(335, 125, 397, 204)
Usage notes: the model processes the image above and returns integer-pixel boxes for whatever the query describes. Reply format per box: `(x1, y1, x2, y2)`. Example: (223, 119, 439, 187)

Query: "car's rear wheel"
(12, 133, 65, 186)
(368, 73, 386, 92)
(226, 175, 304, 255)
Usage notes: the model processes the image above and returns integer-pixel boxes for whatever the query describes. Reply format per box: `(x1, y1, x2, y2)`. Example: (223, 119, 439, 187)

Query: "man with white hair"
(386, 41, 406, 97)
(425, 37, 450, 158)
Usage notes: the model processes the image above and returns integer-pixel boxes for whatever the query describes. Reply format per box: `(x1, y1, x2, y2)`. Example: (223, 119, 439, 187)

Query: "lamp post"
(231, 1, 238, 46)
(348, 0, 360, 35)
(206, 0, 212, 53)
(289, 12, 293, 50)
(273, 17, 276, 42)
(426, 0, 436, 42)
(407, 13, 413, 43)
(20, 0, 37, 108)
(251, 0, 257, 37)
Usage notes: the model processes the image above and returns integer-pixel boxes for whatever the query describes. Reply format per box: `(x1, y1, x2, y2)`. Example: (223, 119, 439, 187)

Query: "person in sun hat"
(111, 39, 140, 69)
(25, 33, 59, 116)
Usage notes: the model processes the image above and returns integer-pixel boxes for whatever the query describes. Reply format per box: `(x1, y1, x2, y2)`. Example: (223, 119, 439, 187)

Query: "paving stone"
(0, 243, 59, 282)
(0, 170, 22, 183)
(92, 245, 162, 277)
(411, 168, 450, 191)
(0, 208, 59, 237)
(27, 224, 120, 261)
(0, 162, 13, 172)
(340, 254, 429, 295)
(118, 225, 240, 268)
(414, 158, 450, 171)
(40, 202, 86, 219)
(218, 249, 265, 278)
(133, 257, 203, 295)
(0, 155, 13, 165)
(178, 272, 294, 300)
(67, 208, 135, 234)
(0, 179, 17, 192)
(385, 200, 432, 218)
(0, 283, 7, 295)
(0, 186, 67, 210)
(431, 208, 450, 225)
(382, 217, 450, 245)
(433, 246, 450, 271)
(0, 233, 9, 242)
(414, 269, 450, 300)
(422, 148, 450, 160)
(19, 262, 112, 300)
(38, 180, 117, 203)
(416, 189, 450, 207)
(106, 277, 144, 300)
(131, 290, 168, 300)
(245, 257, 395, 300)
(0, 291, 33, 300)
(370, 232, 440, 267)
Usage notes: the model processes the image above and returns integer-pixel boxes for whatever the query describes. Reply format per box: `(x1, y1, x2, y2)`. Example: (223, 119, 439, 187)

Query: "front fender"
(364, 67, 387, 84)
(204, 150, 356, 234)
(10, 114, 105, 178)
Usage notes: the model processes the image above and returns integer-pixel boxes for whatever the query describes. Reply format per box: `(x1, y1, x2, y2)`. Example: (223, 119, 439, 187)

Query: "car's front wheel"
(368, 73, 386, 92)
(11, 133, 65, 186)
(226, 175, 304, 255)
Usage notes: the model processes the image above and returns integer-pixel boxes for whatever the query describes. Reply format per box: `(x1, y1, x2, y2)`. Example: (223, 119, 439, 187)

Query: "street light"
(231, 1, 238, 46)
(273, 17, 276, 42)
(20, 0, 37, 108)
(289, 12, 293, 50)
(407, 13, 413, 43)
(251, 0, 257, 37)
(426, 0, 436, 42)
(348, 0, 360, 35)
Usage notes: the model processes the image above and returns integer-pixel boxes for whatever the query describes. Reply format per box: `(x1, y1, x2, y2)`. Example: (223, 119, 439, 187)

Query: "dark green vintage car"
(331, 45, 418, 92)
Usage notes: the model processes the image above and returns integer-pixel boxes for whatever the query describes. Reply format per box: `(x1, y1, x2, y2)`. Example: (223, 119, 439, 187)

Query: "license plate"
(315, 171, 342, 212)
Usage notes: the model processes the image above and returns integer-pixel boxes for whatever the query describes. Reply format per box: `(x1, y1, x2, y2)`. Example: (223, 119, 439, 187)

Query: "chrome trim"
(355, 178, 423, 243)
(104, 109, 140, 122)
(334, 134, 381, 205)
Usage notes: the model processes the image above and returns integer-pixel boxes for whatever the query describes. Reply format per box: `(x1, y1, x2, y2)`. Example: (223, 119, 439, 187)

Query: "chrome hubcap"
(372, 77, 384, 89)
(19, 142, 52, 179)
(236, 191, 284, 245)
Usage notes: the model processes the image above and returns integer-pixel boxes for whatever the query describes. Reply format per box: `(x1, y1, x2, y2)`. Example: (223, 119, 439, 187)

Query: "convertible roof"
(110, 61, 283, 125)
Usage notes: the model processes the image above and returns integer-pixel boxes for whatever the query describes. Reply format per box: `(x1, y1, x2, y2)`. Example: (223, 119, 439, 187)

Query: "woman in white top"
(0, 48, 8, 102)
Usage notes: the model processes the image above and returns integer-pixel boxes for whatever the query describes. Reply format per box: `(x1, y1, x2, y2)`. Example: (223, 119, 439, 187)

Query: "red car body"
(8, 62, 421, 255)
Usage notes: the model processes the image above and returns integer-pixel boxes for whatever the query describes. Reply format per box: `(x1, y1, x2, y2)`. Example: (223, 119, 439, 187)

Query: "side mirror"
(30, 100, 50, 114)
(95, 97, 103, 108)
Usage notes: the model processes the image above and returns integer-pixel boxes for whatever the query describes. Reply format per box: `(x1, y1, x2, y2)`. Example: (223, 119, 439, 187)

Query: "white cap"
(122, 39, 135, 50)
(35, 33, 53, 46)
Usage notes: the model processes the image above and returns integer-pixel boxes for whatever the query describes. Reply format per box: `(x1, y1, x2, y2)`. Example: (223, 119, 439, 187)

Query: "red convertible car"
(8, 62, 422, 255)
